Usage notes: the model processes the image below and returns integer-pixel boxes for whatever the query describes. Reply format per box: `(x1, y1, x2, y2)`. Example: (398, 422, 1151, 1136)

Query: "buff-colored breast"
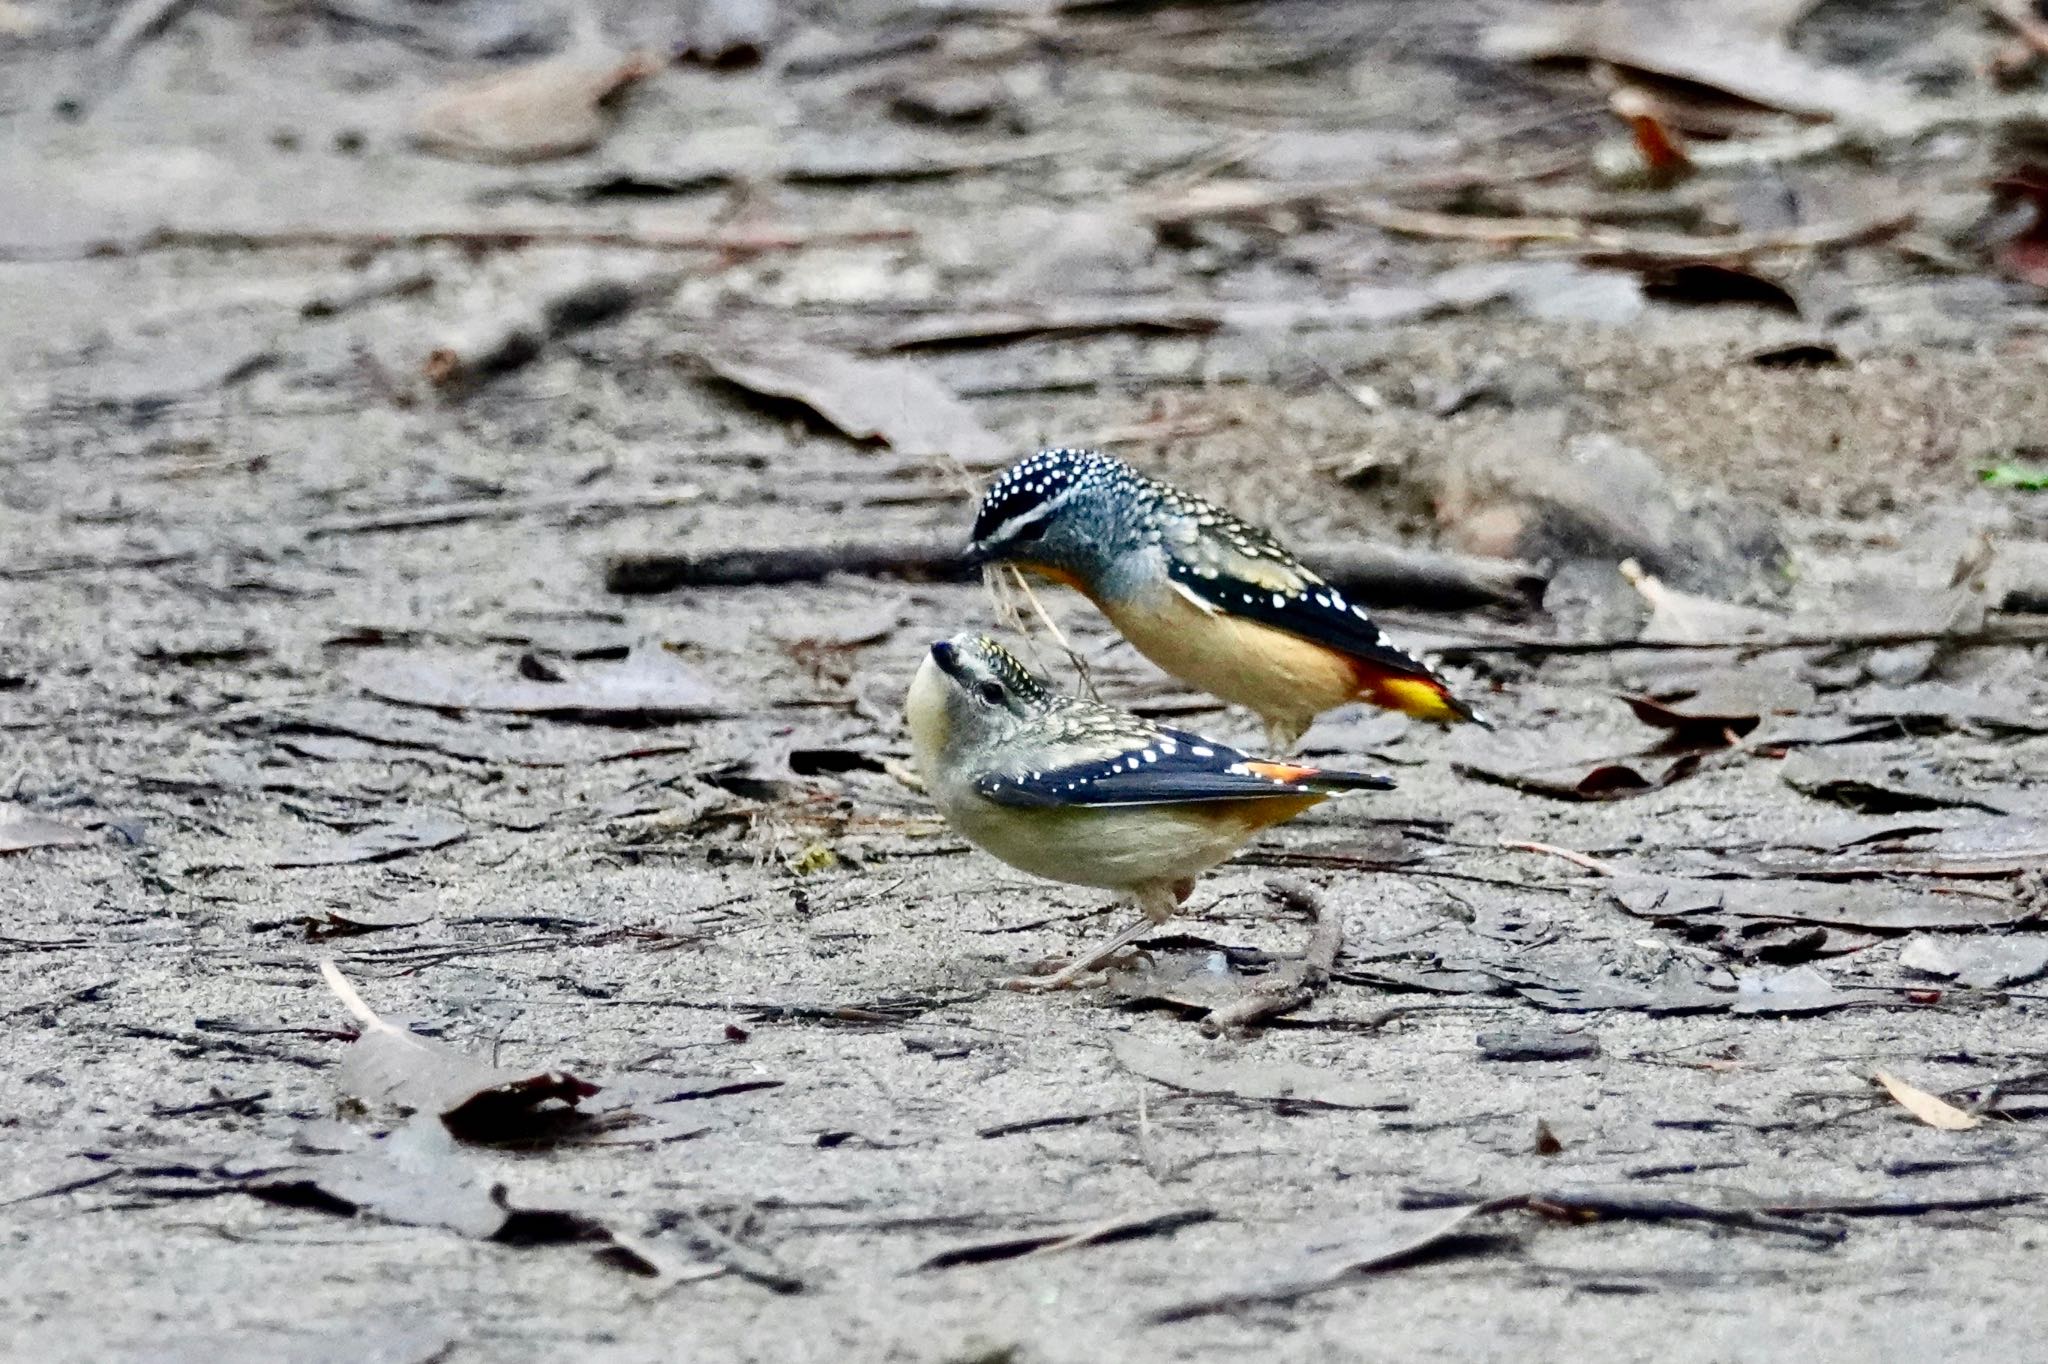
(1101, 582, 1360, 732)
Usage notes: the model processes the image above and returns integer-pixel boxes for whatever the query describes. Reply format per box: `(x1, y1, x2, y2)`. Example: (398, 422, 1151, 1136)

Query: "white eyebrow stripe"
(983, 505, 1053, 544)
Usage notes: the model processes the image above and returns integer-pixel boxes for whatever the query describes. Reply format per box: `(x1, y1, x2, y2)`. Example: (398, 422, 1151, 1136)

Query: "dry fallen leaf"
(0, 808, 93, 854)
(270, 812, 468, 868)
(1483, 0, 1897, 122)
(1455, 753, 1704, 802)
(1873, 1070, 1982, 1131)
(321, 961, 602, 1143)
(695, 337, 1007, 466)
(1621, 560, 1783, 643)
(352, 641, 732, 722)
(416, 52, 655, 163)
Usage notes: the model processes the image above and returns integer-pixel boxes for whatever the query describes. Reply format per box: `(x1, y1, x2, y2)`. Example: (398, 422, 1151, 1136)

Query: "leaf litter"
(1110, 1034, 1407, 1112)
(322, 962, 607, 1144)
(270, 812, 468, 869)
(0, 807, 93, 854)
(1873, 1071, 1984, 1132)
(351, 640, 733, 722)
(693, 336, 1008, 467)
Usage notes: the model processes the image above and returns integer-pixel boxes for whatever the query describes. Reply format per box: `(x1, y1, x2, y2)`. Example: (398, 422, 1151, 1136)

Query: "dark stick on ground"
(603, 539, 1545, 610)
(1400, 1188, 1847, 1244)
(1200, 879, 1343, 1035)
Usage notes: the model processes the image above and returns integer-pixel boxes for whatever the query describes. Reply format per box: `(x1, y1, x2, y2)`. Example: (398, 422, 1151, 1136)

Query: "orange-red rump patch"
(1241, 760, 1321, 785)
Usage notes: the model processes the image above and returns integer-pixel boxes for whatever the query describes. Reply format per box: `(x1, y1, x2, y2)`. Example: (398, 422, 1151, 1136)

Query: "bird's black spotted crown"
(970, 447, 1134, 544)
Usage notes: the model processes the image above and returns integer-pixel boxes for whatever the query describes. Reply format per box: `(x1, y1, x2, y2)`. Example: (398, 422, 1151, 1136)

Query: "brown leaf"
(416, 53, 655, 163)
(1623, 672, 1814, 747)
(1873, 1070, 1981, 1132)
(0, 808, 92, 854)
(879, 298, 1220, 350)
(321, 962, 602, 1144)
(675, 0, 780, 68)
(253, 1119, 674, 1277)
(352, 641, 733, 722)
(696, 337, 1007, 466)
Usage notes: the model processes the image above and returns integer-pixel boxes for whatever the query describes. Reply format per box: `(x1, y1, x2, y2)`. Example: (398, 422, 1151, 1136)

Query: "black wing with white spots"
(975, 706, 1391, 809)
(1103, 458, 1450, 686)
(1165, 555, 1445, 684)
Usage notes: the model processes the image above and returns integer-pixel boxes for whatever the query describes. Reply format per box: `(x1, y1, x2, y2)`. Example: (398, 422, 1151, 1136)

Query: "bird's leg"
(1262, 715, 1308, 756)
(1003, 883, 1182, 993)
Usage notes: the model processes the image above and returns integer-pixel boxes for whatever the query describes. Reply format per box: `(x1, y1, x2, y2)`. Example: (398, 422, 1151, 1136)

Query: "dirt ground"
(5, 2, 2048, 1361)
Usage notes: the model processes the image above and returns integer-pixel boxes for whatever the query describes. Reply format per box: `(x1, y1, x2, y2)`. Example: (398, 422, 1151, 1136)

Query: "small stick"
(1499, 840, 1620, 877)
(999, 565, 1099, 701)
(1201, 878, 1343, 1034)
(603, 539, 1544, 608)
(318, 959, 382, 1030)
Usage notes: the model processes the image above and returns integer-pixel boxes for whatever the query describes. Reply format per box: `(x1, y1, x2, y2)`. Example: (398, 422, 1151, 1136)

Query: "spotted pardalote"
(906, 632, 1393, 990)
(964, 447, 1487, 750)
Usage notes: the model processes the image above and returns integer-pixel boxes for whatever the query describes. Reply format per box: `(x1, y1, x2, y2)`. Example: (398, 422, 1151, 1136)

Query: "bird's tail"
(1354, 667, 1493, 730)
(1240, 761, 1397, 794)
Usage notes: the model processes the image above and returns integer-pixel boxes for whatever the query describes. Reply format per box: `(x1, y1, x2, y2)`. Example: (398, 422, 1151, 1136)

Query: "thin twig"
(668, 1207, 807, 1294)
(1499, 840, 1620, 877)
(1001, 565, 1099, 701)
(1202, 879, 1344, 1034)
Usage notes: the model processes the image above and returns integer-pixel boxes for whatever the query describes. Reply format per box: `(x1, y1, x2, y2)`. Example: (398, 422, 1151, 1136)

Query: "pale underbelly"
(939, 789, 1315, 892)
(1105, 591, 1358, 725)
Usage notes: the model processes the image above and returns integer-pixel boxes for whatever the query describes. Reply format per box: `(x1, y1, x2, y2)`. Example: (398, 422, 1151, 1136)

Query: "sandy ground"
(5, 2, 2048, 1361)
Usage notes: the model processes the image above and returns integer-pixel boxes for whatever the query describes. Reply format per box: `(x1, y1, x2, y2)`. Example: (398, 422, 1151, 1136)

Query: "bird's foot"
(1001, 948, 1140, 992)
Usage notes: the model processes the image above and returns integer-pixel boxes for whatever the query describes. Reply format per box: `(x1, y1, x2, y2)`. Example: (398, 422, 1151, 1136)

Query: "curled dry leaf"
(254, 1118, 676, 1278)
(416, 52, 656, 163)
(920, 1208, 1216, 1271)
(320, 962, 601, 1144)
(1623, 666, 1816, 748)
(1150, 1204, 1493, 1322)
(1779, 752, 2006, 816)
(1873, 1070, 1981, 1132)
(675, 0, 780, 68)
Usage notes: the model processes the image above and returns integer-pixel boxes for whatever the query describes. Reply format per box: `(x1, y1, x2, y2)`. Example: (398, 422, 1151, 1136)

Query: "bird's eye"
(977, 681, 1007, 706)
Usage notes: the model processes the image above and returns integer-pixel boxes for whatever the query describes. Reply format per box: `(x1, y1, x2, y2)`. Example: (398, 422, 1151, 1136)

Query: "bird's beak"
(958, 540, 995, 572)
(929, 639, 963, 680)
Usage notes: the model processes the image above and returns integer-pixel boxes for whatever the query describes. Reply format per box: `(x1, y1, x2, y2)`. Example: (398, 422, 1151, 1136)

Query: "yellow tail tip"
(1366, 675, 1490, 728)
